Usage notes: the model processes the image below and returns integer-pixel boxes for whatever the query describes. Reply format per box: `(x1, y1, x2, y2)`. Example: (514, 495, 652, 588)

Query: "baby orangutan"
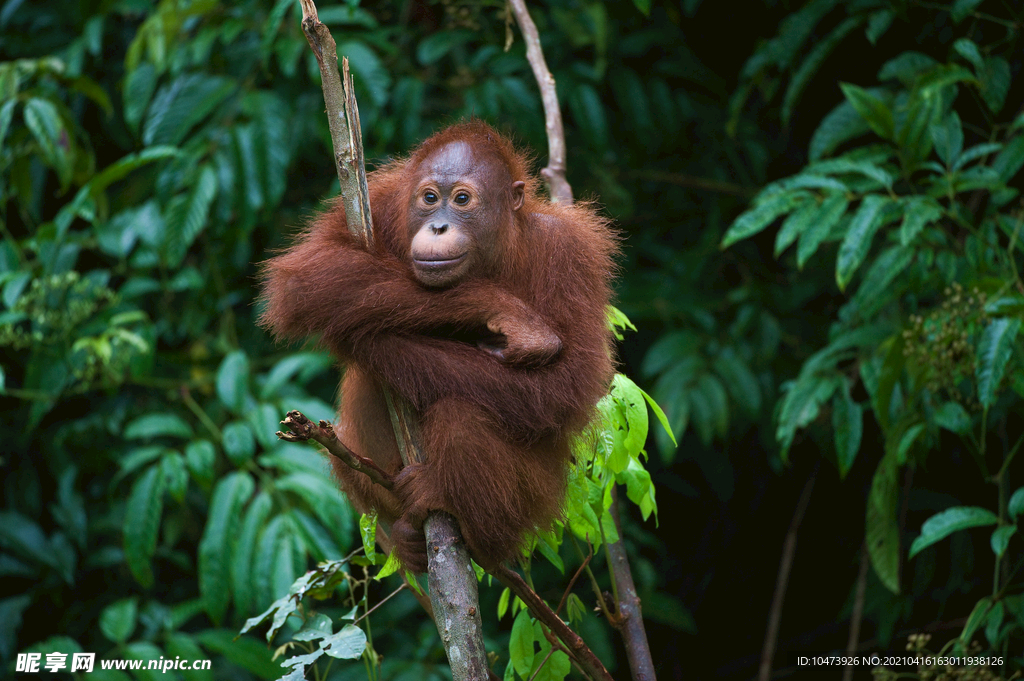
(260, 121, 617, 572)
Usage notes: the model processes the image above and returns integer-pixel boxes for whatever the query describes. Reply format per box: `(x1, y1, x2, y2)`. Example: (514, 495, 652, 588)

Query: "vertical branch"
(608, 489, 656, 681)
(507, 0, 572, 205)
(296, 3, 489, 679)
(509, 3, 655, 678)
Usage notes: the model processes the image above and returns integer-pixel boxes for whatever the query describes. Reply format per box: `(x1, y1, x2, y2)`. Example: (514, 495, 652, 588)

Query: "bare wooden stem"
(494, 565, 614, 681)
(608, 488, 655, 681)
(510, 2, 657, 678)
(757, 471, 817, 681)
(277, 410, 394, 490)
(507, 0, 572, 205)
(296, 3, 488, 679)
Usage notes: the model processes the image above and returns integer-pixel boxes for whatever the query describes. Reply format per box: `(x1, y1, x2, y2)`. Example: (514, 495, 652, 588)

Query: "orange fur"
(259, 121, 618, 570)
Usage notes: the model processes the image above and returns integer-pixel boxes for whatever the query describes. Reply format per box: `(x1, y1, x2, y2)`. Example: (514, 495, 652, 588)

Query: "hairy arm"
(258, 221, 559, 363)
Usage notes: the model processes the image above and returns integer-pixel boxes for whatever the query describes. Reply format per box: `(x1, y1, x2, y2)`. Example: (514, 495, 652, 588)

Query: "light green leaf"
(865, 10, 893, 44)
(510, 609, 535, 677)
(836, 195, 891, 291)
(232, 492, 272, 619)
(960, 597, 993, 651)
(123, 465, 165, 588)
(774, 198, 819, 257)
(123, 64, 157, 134)
(952, 38, 984, 70)
(322, 624, 367, 659)
(896, 423, 925, 464)
(909, 506, 999, 558)
(976, 318, 1020, 409)
(933, 402, 971, 434)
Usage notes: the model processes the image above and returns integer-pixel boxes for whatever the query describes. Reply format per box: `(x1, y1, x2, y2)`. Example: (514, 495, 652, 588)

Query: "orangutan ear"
(511, 181, 525, 211)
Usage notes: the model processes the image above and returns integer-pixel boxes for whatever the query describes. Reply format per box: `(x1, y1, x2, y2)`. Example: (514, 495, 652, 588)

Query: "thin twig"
(277, 410, 394, 490)
(555, 552, 592, 617)
(507, 0, 572, 205)
(842, 545, 870, 681)
(757, 469, 818, 681)
(494, 565, 614, 681)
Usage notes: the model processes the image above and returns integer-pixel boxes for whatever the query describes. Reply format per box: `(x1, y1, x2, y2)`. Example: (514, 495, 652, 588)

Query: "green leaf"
(933, 402, 971, 434)
(637, 385, 677, 447)
(909, 506, 999, 559)
(221, 421, 256, 465)
(899, 196, 943, 246)
(510, 609, 535, 677)
(930, 111, 964, 167)
(123, 64, 157, 135)
(991, 526, 1015, 558)
(713, 347, 761, 415)
(878, 51, 938, 84)
(1010, 487, 1024, 519)
(632, 0, 651, 14)
(782, 17, 860, 127)
(164, 165, 217, 267)
(322, 624, 367, 659)
(840, 82, 894, 140)
(976, 318, 1020, 408)
(217, 350, 251, 414)
(992, 136, 1024, 183)
(184, 440, 215, 484)
(951, 0, 984, 22)
(960, 597, 993, 651)
(809, 100, 871, 161)
(123, 465, 166, 588)
(866, 453, 900, 593)
(851, 245, 914, 317)
(359, 512, 377, 560)
(232, 492, 272, 619)
(797, 192, 849, 268)
(773, 198, 819, 257)
(416, 31, 475, 65)
(721, 191, 807, 249)
(195, 629, 285, 680)
(123, 413, 193, 440)
(24, 97, 71, 185)
(865, 10, 893, 44)
(833, 382, 862, 479)
(896, 423, 925, 464)
(836, 195, 891, 291)
(0, 99, 16, 151)
(99, 598, 138, 644)
(143, 74, 235, 146)
(199, 472, 254, 624)
(979, 57, 1010, 112)
(375, 549, 400, 579)
(952, 38, 984, 70)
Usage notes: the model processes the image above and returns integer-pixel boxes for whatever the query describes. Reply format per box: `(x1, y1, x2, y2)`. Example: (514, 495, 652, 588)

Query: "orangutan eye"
(423, 191, 438, 204)
(454, 192, 470, 205)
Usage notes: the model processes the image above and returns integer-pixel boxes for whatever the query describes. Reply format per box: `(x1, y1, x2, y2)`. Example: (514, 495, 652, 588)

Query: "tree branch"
(510, 2, 657, 678)
(608, 488, 655, 681)
(507, 0, 572, 205)
(494, 565, 614, 681)
(294, 3, 489, 679)
(277, 410, 393, 490)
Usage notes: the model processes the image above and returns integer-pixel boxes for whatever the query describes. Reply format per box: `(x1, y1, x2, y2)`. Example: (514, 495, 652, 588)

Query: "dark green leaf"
(976, 318, 1020, 409)
(836, 195, 891, 291)
(809, 100, 871, 161)
(992, 136, 1024, 183)
(833, 382, 862, 479)
(991, 526, 1015, 558)
(721, 191, 807, 248)
(143, 74, 235, 146)
(123, 413, 194, 440)
(217, 350, 251, 414)
(123, 465, 165, 588)
(1010, 487, 1024, 519)
(951, 0, 984, 22)
(221, 421, 256, 464)
(866, 453, 900, 593)
(195, 629, 285, 680)
(774, 198, 819, 257)
(782, 17, 860, 126)
(416, 31, 475, 65)
(909, 506, 999, 558)
(198, 472, 254, 624)
(930, 111, 964, 167)
(99, 598, 137, 644)
(899, 196, 943, 246)
(123, 64, 156, 134)
(840, 82, 894, 140)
